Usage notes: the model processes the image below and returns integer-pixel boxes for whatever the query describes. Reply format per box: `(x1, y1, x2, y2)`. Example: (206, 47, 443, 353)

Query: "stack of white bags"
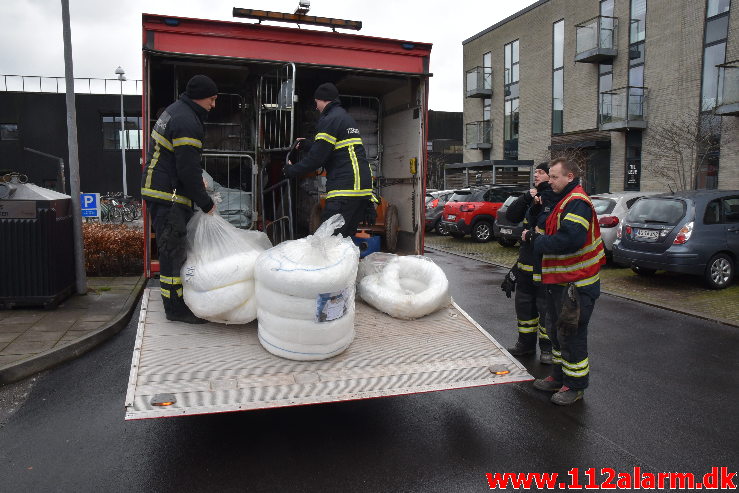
(181, 211, 271, 324)
(255, 215, 359, 361)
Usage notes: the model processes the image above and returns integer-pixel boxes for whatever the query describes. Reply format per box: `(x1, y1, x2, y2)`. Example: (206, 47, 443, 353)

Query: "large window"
(504, 40, 520, 159)
(552, 20, 564, 134)
(598, 1, 615, 124)
(102, 115, 142, 150)
(630, 0, 646, 43)
(483, 98, 491, 121)
(0, 124, 19, 141)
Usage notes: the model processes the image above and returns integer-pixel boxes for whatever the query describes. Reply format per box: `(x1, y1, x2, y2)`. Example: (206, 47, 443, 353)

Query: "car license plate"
(500, 228, 512, 235)
(635, 228, 659, 240)
(447, 215, 456, 220)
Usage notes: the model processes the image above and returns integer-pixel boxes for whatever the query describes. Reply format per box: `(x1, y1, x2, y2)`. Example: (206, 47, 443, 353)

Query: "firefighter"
(284, 82, 375, 237)
(140, 74, 218, 324)
(521, 157, 606, 405)
(501, 162, 556, 364)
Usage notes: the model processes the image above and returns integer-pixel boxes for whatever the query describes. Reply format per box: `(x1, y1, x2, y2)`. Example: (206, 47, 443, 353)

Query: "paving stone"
(2, 340, 56, 355)
(13, 331, 66, 343)
(0, 332, 23, 344)
(0, 313, 46, 325)
(69, 321, 106, 332)
(0, 354, 31, 366)
(26, 318, 76, 332)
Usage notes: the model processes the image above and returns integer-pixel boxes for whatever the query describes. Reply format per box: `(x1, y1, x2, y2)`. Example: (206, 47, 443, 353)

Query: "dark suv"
(440, 186, 525, 242)
(612, 190, 739, 289)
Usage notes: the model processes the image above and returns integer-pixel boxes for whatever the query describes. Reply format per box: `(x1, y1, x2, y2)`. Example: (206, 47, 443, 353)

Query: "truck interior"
(145, 54, 426, 259)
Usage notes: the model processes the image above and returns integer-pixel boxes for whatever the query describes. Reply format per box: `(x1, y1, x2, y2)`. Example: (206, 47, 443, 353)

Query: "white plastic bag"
(358, 255, 450, 320)
(181, 211, 270, 324)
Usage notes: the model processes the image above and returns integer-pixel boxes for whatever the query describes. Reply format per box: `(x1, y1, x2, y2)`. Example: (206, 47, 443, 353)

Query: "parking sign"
(80, 193, 100, 218)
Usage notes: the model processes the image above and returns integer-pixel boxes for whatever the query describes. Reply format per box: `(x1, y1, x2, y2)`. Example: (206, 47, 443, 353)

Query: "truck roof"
(142, 14, 433, 75)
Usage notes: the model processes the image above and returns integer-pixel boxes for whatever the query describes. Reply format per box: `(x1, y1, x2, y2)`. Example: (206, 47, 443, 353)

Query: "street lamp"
(115, 66, 128, 196)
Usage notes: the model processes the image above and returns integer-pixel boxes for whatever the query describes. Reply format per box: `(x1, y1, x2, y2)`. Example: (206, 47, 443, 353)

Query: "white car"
(591, 191, 660, 255)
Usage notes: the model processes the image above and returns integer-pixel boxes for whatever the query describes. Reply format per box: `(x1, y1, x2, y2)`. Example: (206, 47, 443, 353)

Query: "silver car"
(591, 191, 660, 255)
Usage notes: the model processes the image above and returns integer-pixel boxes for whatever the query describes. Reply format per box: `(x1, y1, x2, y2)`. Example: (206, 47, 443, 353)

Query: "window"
(724, 197, 739, 222)
(483, 98, 491, 121)
(705, 15, 729, 44)
(707, 0, 731, 17)
(704, 199, 722, 224)
(504, 40, 519, 85)
(553, 20, 564, 134)
(630, 0, 647, 43)
(504, 40, 520, 160)
(702, 43, 727, 110)
(102, 115, 142, 150)
(0, 124, 19, 141)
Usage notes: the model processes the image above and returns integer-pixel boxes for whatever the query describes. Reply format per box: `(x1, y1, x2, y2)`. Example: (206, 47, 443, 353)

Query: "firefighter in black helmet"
(141, 74, 218, 324)
(284, 82, 376, 237)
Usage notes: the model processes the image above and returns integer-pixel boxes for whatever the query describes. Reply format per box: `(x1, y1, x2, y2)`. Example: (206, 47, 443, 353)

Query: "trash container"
(0, 175, 75, 309)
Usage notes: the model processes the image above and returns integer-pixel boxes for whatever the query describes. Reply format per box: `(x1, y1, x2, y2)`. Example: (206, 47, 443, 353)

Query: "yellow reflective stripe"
(335, 138, 363, 149)
(533, 273, 541, 282)
(348, 145, 360, 190)
(563, 357, 589, 370)
(141, 188, 193, 207)
(518, 317, 539, 325)
(173, 137, 202, 148)
(516, 262, 533, 272)
(315, 133, 337, 145)
(144, 145, 160, 189)
(546, 238, 604, 261)
(160, 276, 182, 285)
(176, 288, 183, 297)
(518, 326, 538, 334)
(326, 189, 373, 198)
(542, 250, 605, 274)
(563, 366, 589, 377)
(160, 288, 171, 299)
(574, 273, 600, 287)
(370, 194, 379, 204)
(151, 130, 173, 151)
(564, 213, 590, 230)
(538, 326, 550, 340)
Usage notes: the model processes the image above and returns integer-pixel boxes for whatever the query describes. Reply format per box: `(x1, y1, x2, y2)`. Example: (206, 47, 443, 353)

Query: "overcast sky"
(0, 0, 538, 112)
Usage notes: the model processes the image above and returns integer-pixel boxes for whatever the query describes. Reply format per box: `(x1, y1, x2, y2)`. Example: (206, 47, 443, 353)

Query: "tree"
(426, 152, 448, 190)
(644, 112, 735, 191)
(538, 146, 590, 187)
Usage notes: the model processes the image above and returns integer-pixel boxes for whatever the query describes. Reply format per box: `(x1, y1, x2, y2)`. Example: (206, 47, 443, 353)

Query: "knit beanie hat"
(313, 82, 339, 101)
(535, 162, 550, 174)
(186, 75, 218, 100)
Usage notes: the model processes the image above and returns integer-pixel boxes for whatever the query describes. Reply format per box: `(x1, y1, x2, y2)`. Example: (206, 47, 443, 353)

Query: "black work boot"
(551, 386, 584, 405)
(165, 297, 208, 324)
(507, 341, 535, 356)
(533, 376, 562, 392)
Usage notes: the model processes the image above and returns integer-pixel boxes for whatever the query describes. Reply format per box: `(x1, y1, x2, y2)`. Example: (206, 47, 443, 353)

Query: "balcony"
(466, 121, 492, 149)
(575, 16, 618, 63)
(599, 86, 648, 131)
(715, 61, 739, 116)
(466, 66, 492, 98)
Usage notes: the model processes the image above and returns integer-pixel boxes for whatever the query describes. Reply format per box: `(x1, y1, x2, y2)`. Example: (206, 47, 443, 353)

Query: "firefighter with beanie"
(284, 82, 375, 237)
(522, 157, 606, 405)
(141, 74, 218, 324)
(501, 162, 556, 363)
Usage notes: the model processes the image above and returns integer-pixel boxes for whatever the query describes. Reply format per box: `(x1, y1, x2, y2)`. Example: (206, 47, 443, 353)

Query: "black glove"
(522, 229, 540, 243)
(500, 268, 517, 298)
(556, 283, 580, 336)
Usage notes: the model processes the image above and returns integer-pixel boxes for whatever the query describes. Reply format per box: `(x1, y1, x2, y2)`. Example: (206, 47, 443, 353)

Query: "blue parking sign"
(80, 193, 100, 218)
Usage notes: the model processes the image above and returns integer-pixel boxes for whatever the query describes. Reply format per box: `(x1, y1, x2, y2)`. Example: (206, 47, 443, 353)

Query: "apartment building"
(462, 0, 738, 193)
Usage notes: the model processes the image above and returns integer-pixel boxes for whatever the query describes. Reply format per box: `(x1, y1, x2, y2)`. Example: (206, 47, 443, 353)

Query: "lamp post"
(115, 66, 128, 196)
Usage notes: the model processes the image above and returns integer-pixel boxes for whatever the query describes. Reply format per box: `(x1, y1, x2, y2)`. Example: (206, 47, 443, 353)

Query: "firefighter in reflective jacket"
(522, 157, 606, 405)
(284, 82, 375, 237)
(502, 162, 556, 363)
(140, 75, 218, 324)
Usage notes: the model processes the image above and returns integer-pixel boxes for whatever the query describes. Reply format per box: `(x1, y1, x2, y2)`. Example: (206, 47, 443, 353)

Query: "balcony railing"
(575, 16, 618, 63)
(599, 86, 648, 131)
(466, 66, 492, 98)
(1, 74, 142, 95)
(465, 121, 492, 149)
(716, 61, 739, 116)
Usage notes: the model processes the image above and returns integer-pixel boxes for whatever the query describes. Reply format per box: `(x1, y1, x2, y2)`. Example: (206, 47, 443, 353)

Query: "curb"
(0, 275, 147, 386)
(425, 246, 738, 329)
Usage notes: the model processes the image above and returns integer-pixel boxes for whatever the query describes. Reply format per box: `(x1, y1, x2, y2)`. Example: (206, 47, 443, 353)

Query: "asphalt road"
(0, 250, 737, 492)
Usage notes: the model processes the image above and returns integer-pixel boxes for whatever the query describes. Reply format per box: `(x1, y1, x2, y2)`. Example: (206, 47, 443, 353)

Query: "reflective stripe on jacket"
(285, 101, 373, 197)
(140, 94, 214, 212)
(541, 185, 605, 285)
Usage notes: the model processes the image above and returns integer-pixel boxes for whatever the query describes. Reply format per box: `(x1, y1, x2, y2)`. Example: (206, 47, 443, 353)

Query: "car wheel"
(472, 221, 493, 243)
(436, 222, 449, 236)
(498, 238, 518, 247)
(631, 265, 657, 276)
(450, 232, 465, 239)
(704, 253, 734, 289)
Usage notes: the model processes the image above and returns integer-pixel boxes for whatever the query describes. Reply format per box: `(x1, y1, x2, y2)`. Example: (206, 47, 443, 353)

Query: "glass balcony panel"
(465, 121, 492, 149)
(465, 66, 493, 98)
(599, 86, 647, 130)
(575, 16, 618, 63)
(716, 62, 739, 115)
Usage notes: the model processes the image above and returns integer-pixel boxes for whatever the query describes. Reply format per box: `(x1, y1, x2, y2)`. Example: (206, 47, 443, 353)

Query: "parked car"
(440, 185, 526, 242)
(591, 191, 660, 256)
(425, 190, 455, 234)
(612, 190, 739, 289)
(492, 193, 526, 247)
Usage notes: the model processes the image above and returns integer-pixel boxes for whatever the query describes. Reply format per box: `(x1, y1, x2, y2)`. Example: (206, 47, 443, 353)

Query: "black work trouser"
(545, 284, 597, 390)
(149, 202, 193, 315)
(321, 197, 372, 237)
(514, 277, 552, 352)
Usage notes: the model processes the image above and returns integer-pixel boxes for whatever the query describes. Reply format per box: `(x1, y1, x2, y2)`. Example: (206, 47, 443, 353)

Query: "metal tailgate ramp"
(125, 288, 532, 420)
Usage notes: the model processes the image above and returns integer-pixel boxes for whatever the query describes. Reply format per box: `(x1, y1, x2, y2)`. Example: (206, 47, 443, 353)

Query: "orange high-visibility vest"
(541, 185, 605, 286)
